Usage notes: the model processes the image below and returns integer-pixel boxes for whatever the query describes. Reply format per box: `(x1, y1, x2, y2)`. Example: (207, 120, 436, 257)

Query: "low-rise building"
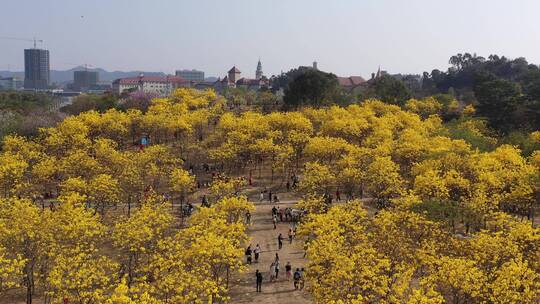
(193, 81, 216, 90)
(212, 64, 268, 92)
(0, 77, 24, 90)
(337, 76, 366, 93)
(175, 69, 205, 82)
(112, 74, 189, 95)
(236, 78, 267, 91)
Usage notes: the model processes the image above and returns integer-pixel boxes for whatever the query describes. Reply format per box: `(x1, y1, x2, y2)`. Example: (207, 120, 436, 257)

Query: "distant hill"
(0, 71, 24, 79)
(0, 66, 167, 84)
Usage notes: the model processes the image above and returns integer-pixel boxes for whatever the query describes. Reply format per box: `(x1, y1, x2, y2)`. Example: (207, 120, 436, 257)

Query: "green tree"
(62, 93, 119, 115)
(366, 75, 412, 106)
(521, 70, 540, 128)
(473, 76, 521, 132)
(283, 69, 340, 109)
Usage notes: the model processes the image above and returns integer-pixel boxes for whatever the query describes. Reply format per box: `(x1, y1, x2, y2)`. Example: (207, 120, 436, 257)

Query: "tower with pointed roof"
(255, 59, 263, 80)
(228, 66, 241, 84)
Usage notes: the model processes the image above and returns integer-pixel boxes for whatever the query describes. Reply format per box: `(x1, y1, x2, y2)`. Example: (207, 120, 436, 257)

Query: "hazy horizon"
(2, 0, 540, 79)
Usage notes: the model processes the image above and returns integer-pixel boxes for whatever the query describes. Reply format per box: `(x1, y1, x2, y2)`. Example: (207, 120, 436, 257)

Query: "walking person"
(336, 188, 341, 201)
(268, 190, 272, 202)
(292, 175, 298, 188)
(269, 262, 276, 282)
(285, 262, 292, 281)
(245, 245, 252, 264)
(201, 195, 209, 207)
(245, 210, 251, 225)
(275, 252, 280, 263)
(303, 240, 309, 258)
(259, 191, 264, 202)
(273, 214, 277, 229)
(278, 233, 283, 249)
(288, 228, 293, 244)
(293, 268, 301, 289)
(254, 244, 261, 263)
(255, 269, 263, 292)
(279, 207, 284, 222)
(274, 260, 280, 280)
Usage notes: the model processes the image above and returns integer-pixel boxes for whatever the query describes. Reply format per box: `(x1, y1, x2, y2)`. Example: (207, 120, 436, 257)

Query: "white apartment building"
(112, 75, 190, 95)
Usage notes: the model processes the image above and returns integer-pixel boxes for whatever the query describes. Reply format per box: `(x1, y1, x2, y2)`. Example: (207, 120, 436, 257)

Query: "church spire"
(256, 58, 263, 80)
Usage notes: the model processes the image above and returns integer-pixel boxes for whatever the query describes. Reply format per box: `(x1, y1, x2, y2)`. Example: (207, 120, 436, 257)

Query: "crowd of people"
(246, 197, 306, 294)
(253, 259, 305, 293)
(270, 205, 303, 228)
(256, 261, 305, 293)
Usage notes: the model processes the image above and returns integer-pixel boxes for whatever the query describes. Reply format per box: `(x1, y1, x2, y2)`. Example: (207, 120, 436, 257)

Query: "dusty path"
(229, 199, 312, 304)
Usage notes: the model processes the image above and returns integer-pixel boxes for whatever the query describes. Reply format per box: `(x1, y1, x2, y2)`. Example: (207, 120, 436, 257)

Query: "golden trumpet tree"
(112, 193, 174, 287)
(0, 223, 25, 294)
(44, 193, 117, 304)
(213, 195, 254, 224)
(364, 156, 404, 206)
(298, 162, 336, 196)
(169, 168, 195, 203)
(0, 197, 52, 304)
(139, 197, 250, 303)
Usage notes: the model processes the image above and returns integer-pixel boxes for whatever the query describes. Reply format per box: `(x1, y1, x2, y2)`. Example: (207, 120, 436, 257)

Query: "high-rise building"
(255, 59, 263, 80)
(24, 48, 50, 89)
(175, 69, 205, 82)
(73, 70, 99, 90)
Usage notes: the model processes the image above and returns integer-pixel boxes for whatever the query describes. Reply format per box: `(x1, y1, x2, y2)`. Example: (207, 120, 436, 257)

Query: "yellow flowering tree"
(112, 193, 174, 287)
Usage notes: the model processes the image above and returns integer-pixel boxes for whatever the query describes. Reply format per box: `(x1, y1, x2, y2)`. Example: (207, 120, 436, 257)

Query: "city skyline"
(2, 0, 540, 78)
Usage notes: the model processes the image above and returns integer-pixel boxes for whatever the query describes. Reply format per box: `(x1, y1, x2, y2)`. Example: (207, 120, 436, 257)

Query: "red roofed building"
(337, 76, 366, 93)
(236, 77, 266, 91)
(213, 63, 268, 92)
(112, 74, 190, 95)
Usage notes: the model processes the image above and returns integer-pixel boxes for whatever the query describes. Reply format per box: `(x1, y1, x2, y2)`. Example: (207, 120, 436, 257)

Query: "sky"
(1, 0, 540, 79)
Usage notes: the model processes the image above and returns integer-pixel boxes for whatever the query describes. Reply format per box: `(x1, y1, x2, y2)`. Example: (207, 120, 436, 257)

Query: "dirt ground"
(228, 198, 312, 304)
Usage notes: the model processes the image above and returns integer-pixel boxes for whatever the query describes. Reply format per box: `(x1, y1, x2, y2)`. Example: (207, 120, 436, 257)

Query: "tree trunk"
(25, 262, 33, 304)
(26, 283, 32, 304)
(127, 196, 131, 217)
(226, 266, 230, 289)
(128, 254, 133, 288)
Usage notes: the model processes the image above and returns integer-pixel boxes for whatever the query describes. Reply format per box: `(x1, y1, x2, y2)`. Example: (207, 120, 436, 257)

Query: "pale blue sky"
(1, 0, 539, 78)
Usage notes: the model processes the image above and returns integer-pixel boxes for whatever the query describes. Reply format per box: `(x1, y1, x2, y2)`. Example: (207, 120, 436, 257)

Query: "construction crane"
(0, 36, 43, 48)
